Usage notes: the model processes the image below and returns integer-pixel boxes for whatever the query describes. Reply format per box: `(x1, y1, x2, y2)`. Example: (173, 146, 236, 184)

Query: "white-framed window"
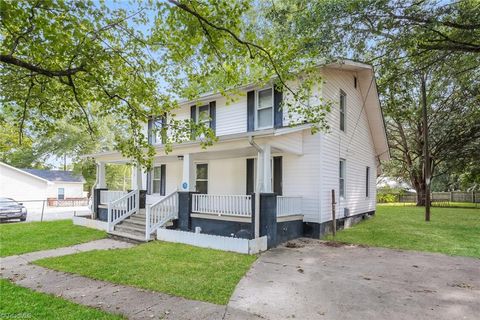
(195, 163, 208, 194)
(197, 104, 210, 128)
(152, 165, 165, 195)
(151, 117, 164, 144)
(255, 87, 274, 129)
(57, 187, 65, 200)
(340, 90, 346, 132)
(366, 166, 370, 198)
(339, 159, 346, 198)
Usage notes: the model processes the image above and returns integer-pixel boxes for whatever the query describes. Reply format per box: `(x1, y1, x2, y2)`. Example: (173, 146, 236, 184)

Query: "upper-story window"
(152, 117, 163, 143)
(340, 90, 346, 132)
(256, 88, 273, 129)
(197, 104, 210, 128)
(148, 116, 165, 144)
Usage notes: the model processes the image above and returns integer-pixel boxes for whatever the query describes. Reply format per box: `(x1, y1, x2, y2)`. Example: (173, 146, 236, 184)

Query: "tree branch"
(0, 55, 85, 78)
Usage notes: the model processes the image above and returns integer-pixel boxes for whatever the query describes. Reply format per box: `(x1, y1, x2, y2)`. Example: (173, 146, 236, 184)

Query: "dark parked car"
(0, 197, 27, 222)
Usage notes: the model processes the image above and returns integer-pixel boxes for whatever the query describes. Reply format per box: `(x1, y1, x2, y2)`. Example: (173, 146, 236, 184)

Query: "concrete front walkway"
(0, 239, 260, 320)
(229, 238, 480, 320)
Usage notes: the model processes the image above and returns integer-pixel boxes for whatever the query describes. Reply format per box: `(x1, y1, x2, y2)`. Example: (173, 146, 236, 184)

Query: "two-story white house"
(85, 60, 389, 247)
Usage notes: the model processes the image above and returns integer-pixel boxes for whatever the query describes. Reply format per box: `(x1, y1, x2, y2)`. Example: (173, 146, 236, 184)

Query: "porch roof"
(82, 124, 309, 163)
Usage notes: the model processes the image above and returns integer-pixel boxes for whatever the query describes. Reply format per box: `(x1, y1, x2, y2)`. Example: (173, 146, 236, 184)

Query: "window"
(339, 159, 346, 198)
(152, 117, 163, 144)
(354, 76, 357, 89)
(57, 188, 65, 200)
(256, 88, 273, 129)
(196, 163, 208, 194)
(340, 90, 346, 132)
(366, 166, 370, 197)
(152, 165, 165, 195)
(197, 105, 210, 127)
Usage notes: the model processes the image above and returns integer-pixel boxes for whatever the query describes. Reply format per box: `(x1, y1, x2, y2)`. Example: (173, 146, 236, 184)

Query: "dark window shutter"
(146, 170, 152, 195)
(274, 87, 283, 128)
(190, 105, 196, 139)
(160, 164, 166, 196)
(273, 156, 283, 195)
(247, 91, 255, 132)
(209, 101, 216, 134)
(147, 117, 153, 144)
(246, 158, 255, 194)
(161, 114, 167, 144)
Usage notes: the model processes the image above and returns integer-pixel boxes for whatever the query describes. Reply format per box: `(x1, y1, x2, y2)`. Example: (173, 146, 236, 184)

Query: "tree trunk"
(416, 182, 427, 206)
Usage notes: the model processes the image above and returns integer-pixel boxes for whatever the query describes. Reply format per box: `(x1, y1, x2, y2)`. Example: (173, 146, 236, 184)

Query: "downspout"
(248, 136, 262, 239)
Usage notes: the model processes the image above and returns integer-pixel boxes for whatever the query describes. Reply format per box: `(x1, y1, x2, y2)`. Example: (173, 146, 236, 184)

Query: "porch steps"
(108, 230, 151, 243)
(107, 209, 173, 242)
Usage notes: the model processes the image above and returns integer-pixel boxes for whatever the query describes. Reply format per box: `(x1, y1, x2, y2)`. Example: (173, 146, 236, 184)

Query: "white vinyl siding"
(320, 68, 377, 222)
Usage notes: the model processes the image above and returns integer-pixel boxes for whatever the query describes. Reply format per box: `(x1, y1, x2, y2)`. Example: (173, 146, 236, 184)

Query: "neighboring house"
(377, 176, 416, 193)
(85, 60, 389, 248)
(0, 162, 85, 210)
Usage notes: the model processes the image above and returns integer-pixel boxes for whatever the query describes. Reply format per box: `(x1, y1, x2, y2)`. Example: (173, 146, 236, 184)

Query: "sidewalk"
(0, 239, 260, 320)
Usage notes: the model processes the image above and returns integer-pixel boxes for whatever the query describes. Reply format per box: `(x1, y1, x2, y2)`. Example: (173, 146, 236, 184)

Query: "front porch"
(86, 134, 306, 249)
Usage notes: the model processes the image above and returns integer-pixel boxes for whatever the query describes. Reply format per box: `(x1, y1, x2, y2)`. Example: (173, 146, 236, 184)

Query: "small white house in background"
(84, 59, 390, 248)
(0, 162, 85, 210)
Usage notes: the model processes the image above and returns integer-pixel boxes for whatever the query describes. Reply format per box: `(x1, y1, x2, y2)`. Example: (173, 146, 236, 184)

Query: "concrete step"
(108, 230, 152, 242)
(130, 214, 146, 220)
(124, 217, 146, 227)
(115, 223, 145, 234)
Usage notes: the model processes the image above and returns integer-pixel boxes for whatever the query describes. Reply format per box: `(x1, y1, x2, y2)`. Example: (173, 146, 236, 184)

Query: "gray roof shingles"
(22, 169, 85, 183)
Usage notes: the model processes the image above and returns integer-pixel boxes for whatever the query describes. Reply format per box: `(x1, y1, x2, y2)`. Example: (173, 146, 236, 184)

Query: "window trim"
(195, 162, 209, 194)
(366, 166, 370, 198)
(339, 158, 346, 199)
(151, 165, 165, 196)
(57, 187, 65, 200)
(340, 90, 346, 132)
(196, 104, 211, 128)
(255, 87, 274, 130)
(151, 117, 164, 144)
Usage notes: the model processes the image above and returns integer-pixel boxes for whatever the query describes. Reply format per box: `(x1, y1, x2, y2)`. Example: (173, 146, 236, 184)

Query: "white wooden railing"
(100, 190, 128, 205)
(277, 196, 303, 217)
(145, 190, 178, 240)
(192, 194, 252, 217)
(107, 190, 139, 231)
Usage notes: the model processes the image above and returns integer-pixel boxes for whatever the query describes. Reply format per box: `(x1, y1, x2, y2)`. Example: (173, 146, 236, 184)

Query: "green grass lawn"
(0, 220, 106, 257)
(0, 279, 124, 319)
(35, 241, 257, 305)
(326, 205, 480, 258)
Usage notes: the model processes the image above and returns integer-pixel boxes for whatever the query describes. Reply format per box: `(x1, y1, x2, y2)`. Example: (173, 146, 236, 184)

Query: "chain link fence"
(378, 191, 479, 208)
(0, 198, 91, 222)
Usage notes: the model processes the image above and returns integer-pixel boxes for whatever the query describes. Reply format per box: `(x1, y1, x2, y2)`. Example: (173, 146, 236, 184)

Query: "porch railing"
(107, 190, 139, 231)
(145, 190, 178, 240)
(277, 196, 302, 217)
(100, 190, 128, 205)
(192, 194, 252, 217)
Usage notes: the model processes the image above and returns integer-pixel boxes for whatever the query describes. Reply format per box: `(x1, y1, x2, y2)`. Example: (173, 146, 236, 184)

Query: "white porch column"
(181, 154, 195, 191)
(97, 162, 107, 188)
(262, 144, 272, 193)
(131, 163, 143, 190)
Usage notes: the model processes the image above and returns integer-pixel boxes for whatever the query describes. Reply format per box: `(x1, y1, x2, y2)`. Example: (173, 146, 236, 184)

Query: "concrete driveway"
(229, 239, 480, 320)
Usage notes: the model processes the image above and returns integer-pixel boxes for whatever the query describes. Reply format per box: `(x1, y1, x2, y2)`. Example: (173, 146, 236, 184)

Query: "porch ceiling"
(83, 126, 306, 163)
